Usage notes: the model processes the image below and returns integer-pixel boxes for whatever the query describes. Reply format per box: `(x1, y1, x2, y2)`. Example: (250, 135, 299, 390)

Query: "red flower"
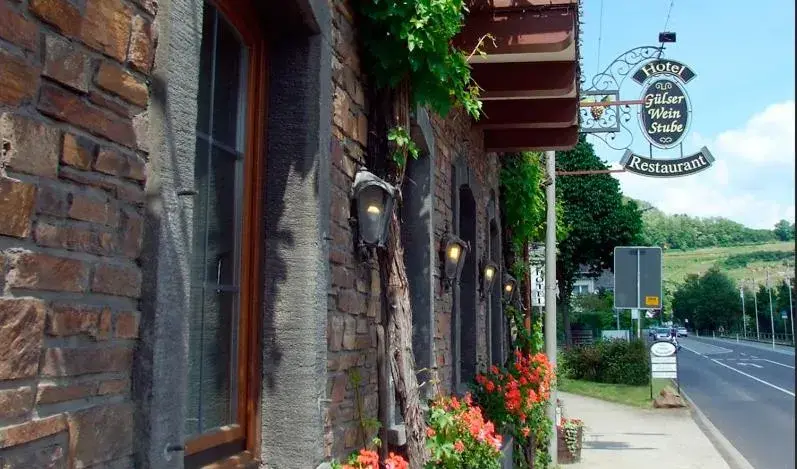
(385, 452, 408, 469)
(426, 427, 436, 437)
(454, 440, 465, 453)
(356, 449, 379, 469)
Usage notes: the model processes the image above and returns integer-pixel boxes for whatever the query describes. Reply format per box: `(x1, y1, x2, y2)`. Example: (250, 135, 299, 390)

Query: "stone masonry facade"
(325, 1, 502, 461)
(0, 0, 503, 466)
(0, 0, 153, 467)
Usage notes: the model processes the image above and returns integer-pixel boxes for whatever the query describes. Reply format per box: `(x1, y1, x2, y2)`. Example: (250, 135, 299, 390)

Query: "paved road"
(677, 336, 795, 469)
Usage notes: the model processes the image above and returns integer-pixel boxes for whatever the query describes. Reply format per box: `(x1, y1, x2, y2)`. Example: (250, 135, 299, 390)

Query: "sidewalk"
(559, 392, 731, 469)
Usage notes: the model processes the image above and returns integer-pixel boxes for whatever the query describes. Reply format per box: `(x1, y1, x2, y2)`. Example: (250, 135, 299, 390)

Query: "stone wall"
(0, 0, 154, 467)
(325, 0, 502, 461)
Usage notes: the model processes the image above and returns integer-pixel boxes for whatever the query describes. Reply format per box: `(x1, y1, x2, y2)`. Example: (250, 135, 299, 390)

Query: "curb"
(679, 388, 756, 469)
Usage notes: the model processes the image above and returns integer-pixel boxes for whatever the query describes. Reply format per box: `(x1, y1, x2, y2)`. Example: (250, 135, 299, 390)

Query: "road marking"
(709, 358, 795, 397)
(753, 358, 795, 369)
(736, 362, 763, 368)
(680, 342, 733, 355)
(680, 344, 705, 357)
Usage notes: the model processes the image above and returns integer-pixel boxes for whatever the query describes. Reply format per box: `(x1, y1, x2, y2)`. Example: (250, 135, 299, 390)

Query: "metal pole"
(788, 280, 794, 345)
(637, 249, 641, 339)
(740, 285, 747, 338)
(544, 150, 558, 465)
(767, 270, 775, 348)
(753, 280, 760, 341)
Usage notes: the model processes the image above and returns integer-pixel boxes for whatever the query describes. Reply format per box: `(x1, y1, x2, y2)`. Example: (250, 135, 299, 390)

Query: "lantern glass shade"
(443, 236, 468, 283)
(481, 261, 499, 295)
(352, 170, 396, 247)
(503, 275, 517, 302)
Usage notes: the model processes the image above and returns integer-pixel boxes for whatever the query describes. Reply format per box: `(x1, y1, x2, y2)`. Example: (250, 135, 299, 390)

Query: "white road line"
(680, 344, 705, 357)
(710, 358, 795, 397)
(753, 358, 796, 369)
(737, 362, 763, 369)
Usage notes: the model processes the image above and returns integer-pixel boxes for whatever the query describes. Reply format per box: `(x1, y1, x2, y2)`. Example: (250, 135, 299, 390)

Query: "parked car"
(654, 327, 671, 340)
(677, 326, 688, 337)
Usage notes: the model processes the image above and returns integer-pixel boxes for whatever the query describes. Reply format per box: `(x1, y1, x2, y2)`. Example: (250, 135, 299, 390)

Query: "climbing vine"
(357, 0, 484, 120)
(353, 2, 491, 466)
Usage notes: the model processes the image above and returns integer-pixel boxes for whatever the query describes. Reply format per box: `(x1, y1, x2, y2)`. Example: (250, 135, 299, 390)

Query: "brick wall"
(326, 1, 380, 459)
(430, 111, 500, 392)
(326, 0, 502, 461)
(0, 0, 154, 467)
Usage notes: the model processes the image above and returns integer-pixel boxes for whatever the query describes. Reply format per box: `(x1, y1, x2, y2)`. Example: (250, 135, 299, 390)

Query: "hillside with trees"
(628, 198, 793, 249)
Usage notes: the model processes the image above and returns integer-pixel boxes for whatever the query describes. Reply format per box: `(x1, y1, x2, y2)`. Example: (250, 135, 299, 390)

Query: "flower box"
(556, 425, 583, 464)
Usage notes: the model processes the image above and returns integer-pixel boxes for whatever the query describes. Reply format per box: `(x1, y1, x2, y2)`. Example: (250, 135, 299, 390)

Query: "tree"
(671, 268, 739, 331)
(570, 290, 617, 332)
(774, 219, 795, 241)
(555, 136, 643, 346)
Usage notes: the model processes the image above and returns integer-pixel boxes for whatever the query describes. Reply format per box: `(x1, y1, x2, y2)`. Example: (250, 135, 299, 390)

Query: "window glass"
(186, 2, 247, 437)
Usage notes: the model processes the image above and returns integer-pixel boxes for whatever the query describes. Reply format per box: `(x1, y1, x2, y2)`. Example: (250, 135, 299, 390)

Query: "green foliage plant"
(357, 0, 484, 120)
(559, 418, 583, 456)
(559, 339, 650, 386)
(348, 368, 382, 448)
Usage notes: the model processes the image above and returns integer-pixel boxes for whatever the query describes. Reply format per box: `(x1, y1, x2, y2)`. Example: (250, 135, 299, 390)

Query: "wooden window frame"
(184, 0, 267, 462)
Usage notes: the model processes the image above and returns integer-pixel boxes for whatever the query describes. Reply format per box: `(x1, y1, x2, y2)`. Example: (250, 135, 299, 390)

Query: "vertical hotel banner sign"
(620, 59, 715, 177)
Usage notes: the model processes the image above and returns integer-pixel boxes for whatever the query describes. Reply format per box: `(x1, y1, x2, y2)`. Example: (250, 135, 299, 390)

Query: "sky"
(579, 0, 795, 229)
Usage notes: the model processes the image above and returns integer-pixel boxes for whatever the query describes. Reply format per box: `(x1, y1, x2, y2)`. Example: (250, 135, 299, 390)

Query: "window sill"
(198, 451, 258, 469)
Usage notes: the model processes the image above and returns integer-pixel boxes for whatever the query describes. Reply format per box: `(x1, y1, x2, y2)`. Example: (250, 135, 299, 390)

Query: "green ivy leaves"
(388, 126, 420, 168)
(357, 0, 483, 119)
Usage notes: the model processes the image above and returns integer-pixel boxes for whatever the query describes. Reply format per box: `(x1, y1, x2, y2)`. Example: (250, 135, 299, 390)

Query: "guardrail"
(705, 331, 795, 347)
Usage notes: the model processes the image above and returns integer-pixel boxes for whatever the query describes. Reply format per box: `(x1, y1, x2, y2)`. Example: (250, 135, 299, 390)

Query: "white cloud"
(593, 100, 795, 229)
(703, 100, 795, 166)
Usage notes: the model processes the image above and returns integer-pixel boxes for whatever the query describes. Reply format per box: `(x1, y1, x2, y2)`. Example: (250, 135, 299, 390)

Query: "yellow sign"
(645, 296, 660, 306)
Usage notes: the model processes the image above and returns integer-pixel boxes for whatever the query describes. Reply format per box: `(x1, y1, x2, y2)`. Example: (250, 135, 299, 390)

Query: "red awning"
(457, 0, 581, 151)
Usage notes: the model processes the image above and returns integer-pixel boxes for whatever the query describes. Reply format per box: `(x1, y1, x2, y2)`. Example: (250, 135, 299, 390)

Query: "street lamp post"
(766, 270, 775, 348)
(752, 279, 760, 341)
(786, 278, 794, 345)
(543, 150, 558, 465)
(739, 284, 747, 339)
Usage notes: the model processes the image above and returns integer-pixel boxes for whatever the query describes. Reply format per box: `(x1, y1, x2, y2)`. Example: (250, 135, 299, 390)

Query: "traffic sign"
(614, 246, 663, 310)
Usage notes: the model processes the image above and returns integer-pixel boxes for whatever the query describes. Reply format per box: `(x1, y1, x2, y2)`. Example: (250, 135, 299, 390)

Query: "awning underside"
(458, 0, 581, 152)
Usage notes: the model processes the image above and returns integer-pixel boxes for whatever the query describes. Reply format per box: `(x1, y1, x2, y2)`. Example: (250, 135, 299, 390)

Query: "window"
(184, 1, 266, 464)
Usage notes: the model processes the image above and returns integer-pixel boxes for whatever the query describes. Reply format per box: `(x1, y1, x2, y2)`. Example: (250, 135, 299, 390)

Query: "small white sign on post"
(531, 265, 545, 307)
(649, 341, 679, 393)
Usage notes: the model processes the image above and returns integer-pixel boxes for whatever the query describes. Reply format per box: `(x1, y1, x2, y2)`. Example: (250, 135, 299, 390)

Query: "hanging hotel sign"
(620, 147, 715, 178)
(621, 58, 714, 178)
(640, 78, 689, 149)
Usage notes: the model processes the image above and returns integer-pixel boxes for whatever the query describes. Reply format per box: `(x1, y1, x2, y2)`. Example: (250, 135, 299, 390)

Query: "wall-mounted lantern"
(502, 274, 517, 303)
(480, 260, 499, 299)
(441, 232, 468, 290)
(350, 168, 396, 249)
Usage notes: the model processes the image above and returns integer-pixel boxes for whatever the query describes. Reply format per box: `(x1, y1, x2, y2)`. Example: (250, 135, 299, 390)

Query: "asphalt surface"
(675, 336, 795, 469)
